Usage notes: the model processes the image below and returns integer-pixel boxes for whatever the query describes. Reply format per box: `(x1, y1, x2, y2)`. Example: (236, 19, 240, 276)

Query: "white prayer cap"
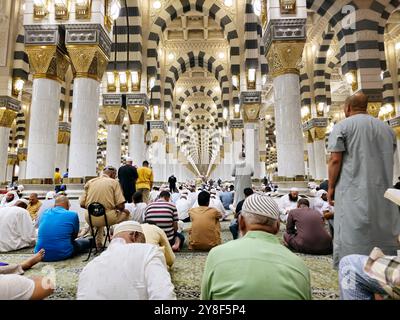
(290, 187, 299, 192)
(113, 221, 143, 236)
(46, 191, 56, 199)
(316, 189, 327, 197)
(210, 189, 217, 194)
(17, 185, 24, 192)
(126, 156, 133, 162)
(242, 194, 280, 221)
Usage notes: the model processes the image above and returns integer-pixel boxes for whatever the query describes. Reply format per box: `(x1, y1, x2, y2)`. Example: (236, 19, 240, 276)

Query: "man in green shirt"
(201, 194, 311, 300)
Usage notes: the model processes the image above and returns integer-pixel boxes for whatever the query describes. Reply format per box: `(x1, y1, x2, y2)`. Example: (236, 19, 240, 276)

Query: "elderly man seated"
(313, 189, 334, 236)
(188, 191, 222, 251)
(27, 193, 42, 221)
(278, 187, 300, 222)
(80, 166, 130, 248)
(0, 190, 20, 208)
(283, 198, 333, 255)
(77, 221, 176, 300)
(35, 195, 91, 262)
(176, 189, 191, 222)
(201, 194, 311, 300)
(0, 199, 36, 252)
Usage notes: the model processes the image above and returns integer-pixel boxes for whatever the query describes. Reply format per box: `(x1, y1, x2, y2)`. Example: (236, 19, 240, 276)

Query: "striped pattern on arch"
(107, 0, 142, 72)
(181, 103, 218, 130)
(164, 51, 230, 111)
(147, 0, 240, 77)
(13, 30, 29, 81)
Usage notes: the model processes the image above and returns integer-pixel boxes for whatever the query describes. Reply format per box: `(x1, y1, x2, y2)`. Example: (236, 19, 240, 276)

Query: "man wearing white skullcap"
(201, 194, 311, 300)
(77, 220, 176, 300)
(278, 187, 300, 222)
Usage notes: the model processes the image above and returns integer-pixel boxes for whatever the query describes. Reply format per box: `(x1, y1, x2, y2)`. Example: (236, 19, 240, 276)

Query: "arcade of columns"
(1, 0, 400, 190)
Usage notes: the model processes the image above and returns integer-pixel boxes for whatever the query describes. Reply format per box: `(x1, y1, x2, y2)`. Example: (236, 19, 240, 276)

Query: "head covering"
(113, 221, 143, 236)
(0, 191, 20, 207)
(126, 156, 133, 162)
(210, 189, 217, 194)
(17, 185, 24, 192)
(242, 194, 280, 220)
(316, 189, 327, 198)
(290, 187, 299, 193)
(46, 191, 56, 200)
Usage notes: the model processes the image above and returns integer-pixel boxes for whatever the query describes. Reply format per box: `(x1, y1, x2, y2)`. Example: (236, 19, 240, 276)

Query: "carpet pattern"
(0, 221, 339, 300)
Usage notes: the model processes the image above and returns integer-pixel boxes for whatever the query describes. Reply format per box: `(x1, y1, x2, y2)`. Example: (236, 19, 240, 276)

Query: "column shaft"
(129, 124, 145, 167)
(106, 124, 122, 168)
(314, 139, 327, 180)
(273, 74, 305, 177)
(0, 127, 10, 182)
(19, 161, 27, 180)
(307, 142, 316, 178)
(6, 164, 13, 182)
(55, 143, 69, 174)
(26, 79, 60, 179)
(69, 78, 100, 177)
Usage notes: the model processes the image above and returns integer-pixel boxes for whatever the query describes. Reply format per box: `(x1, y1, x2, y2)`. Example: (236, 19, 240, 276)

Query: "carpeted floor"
(0, 221, 339, 300)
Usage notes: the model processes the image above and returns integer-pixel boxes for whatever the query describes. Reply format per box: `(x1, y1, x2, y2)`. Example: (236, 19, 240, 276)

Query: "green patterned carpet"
(0, 221, 339, 300)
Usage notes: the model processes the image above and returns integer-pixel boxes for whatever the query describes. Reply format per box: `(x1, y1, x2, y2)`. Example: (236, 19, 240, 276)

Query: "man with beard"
(278, 188, 299, 222)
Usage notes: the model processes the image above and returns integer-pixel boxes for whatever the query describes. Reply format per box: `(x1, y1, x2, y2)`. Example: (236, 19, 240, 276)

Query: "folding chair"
(84, 202, 111, 262)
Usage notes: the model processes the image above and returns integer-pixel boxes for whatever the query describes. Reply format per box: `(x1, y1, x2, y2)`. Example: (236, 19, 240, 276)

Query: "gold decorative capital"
(306, 130, 314, 143)
(17, 148, 28, 162)
(309, 127, 327, 141)
(151, 129, 165, 143)
(127, 106, 146, 125)
(66, 45, 109, 82)
(7, 154, 17, 166)
(242, 104, 261, 123)
(58, 130, 70, 144)
(266, 41, 305, 78)
(25, 45, 70, 83)
(0, 109, 18, 127)
(104, 106, 125, 125)
(367, 102, 381, 118)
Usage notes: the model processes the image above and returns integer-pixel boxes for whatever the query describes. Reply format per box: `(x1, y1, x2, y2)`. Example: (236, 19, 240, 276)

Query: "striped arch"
(314, 28, 335, 104)
(175, 85, 222, 122)
(15, 111, 26, 145)
(306, 0, 400, 77)
(324, 53, 341, 106)
(382, 70, 395, 105)
(181, 104, 218, 130)
(108, 0, 142, 72)
(13, 29, 29, 81)
(147, 0, 240, 77)
(300, 70, 311, 107)
(163, 51, 230, 113)
(244, 1, 259, 70)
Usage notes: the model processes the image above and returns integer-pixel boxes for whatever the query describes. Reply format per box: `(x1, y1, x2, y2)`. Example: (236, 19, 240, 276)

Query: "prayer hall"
(0, 0, 399, 301)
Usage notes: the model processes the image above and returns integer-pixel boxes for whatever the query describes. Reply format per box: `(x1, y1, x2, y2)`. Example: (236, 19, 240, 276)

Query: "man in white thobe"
(77, 221, 176, 300)
(231, 152, 254, 206)
(278, 188, 300, 222)
(0, 200, 36, 252)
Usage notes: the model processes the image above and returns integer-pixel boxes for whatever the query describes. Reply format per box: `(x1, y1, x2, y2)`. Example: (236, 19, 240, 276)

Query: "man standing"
(231, 152, 253, 206)
(327, 92, 400, 268)
(118, 157, 138, 203)
(80, 166, 129, 248)
(168, 174, 177, 193)
(26, 193, 42, 221)
(201, 194, 311, 299)
(54, 168, 62, 193)
(136, 161, 154, 204)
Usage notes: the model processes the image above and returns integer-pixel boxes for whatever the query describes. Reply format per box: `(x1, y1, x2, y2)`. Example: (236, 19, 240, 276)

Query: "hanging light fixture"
(54, 0, 70, 19)
(33, 0, 49, 19)
(224, 0, 233, 7)
(165, 108, 172, 121)
(131, 71, 140, 91)
(153, 0, 161, 9)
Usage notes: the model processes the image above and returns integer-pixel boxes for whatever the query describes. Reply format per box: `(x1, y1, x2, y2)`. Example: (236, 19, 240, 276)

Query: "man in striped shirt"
(144, 191, 185, 251)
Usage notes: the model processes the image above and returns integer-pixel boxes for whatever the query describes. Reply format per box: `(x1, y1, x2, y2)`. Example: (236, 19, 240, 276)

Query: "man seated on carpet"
(201, 194, 311, 300)
(77, 221, 176, 300)
(188, 191, 222, 251)
(0, 199, 36, 252)
(27, 193, 42, 221)
(339, 247, 400, 300)
(219, 185, 234, 211)
(283, 199, 333, 255)
(125, 191, 147, 223)
(141, 221, 175, 267)
(176, 189, 191, 222)
(35, 195, 91, 262)
(80, 166, 129, 248)
(313, 189, 334, 236)
(229, 187, 254, 240)
(278, 187, 300, 222)
(0, 249, 54, 300)
(144, 191, 184, 252)
(0, 190, 19, 208)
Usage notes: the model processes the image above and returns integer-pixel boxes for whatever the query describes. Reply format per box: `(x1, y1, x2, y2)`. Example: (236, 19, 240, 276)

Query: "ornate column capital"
(302, 118, 328, 141)
(266, 41, 305, 78)
(102, 94, 125, 125)
(7, 154, 17, 166)
(240, 91, 262, 123)
(17, 148, 28, 162)
(367, 102, 381, 118)
(388, 116, 400, 139)
(126, 94, 150, 125)
(58, 122, 71, 145)
(0, 96, 20, 128)
(64, 24, 112, 82)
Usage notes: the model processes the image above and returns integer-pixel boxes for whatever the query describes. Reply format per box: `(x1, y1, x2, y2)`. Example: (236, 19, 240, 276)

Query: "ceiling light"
(232, 75, 238, 87)
(218, 52, 225, 59)
(153, 0, 161, 9)
(234, 104, 240, 114)
(168, 53, 175, 61)
(166, 108, 172, 121)
(224, 0, 233, 7)
(395, 42, 400, 50)
(248, 68, 256, 82)
(131, 71, 139, 84)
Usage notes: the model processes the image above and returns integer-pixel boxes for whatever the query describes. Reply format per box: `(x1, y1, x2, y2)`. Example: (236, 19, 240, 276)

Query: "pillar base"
(271, 179, 309, 195)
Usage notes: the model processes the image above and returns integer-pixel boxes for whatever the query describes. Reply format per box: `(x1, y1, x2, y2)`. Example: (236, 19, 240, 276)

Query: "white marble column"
(129, 124, 145, 167)
(69, 78, 99, 178)
(151, 141, 166, 182)
(273, 74, 305, 177)
(19, 161, 27, 180)
(232, 128, 243, 164)
(26, 78, 60, 179)
(6, 163, 13, 182)
(106, 124, 121, 168)
(55, 144, 69, 174)
(244, 123, 261, 178)
(0, 127, 10, 182)
(307, 142, 316, 178)
(314, 139, 328, 180)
